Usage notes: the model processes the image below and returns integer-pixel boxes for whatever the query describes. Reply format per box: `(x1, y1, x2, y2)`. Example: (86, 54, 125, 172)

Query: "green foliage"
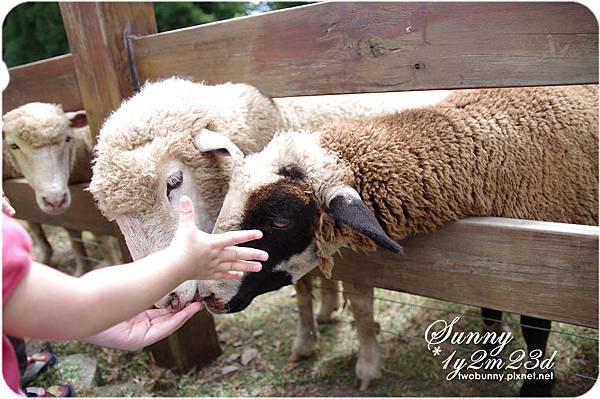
(153, 2, 250, 32)
(2, 2, 69, 67)
(2, 2, 309, 68)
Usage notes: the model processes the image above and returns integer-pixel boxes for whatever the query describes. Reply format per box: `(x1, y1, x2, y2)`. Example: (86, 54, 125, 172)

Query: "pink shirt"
(2, 215, 32, 393)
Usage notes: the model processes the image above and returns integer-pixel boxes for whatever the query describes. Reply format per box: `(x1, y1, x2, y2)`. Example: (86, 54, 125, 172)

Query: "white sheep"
(3, 102, 121, 275)
(89, 76, 449, 300)
(196, 85, 598, 392)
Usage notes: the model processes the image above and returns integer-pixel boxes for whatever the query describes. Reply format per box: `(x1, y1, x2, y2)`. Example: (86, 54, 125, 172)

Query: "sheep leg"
(65, 228, 92, 276)
(316, 278, 340, 323)
(481, 307, 505, 356)
(519, 316, 554, 397)
(342, 281, 381, 391)
(290, 274, 318, 362)
(27, 222, 53, 265)
(94, 234, 122, 265)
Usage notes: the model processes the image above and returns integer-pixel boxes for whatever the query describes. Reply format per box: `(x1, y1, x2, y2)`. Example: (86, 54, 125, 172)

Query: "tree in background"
(2, 2, 69, 67)
(2, 2, 308, 67)
(153, 2, 249, 32)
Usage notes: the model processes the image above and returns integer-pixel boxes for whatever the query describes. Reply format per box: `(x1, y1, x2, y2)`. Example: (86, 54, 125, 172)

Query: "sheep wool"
(2, 103, 92, 183)
(316, 85, 598, 276)
(90, 77, 284, 220)
(90, 77, 449, 222)
(3, 103, 67, 147)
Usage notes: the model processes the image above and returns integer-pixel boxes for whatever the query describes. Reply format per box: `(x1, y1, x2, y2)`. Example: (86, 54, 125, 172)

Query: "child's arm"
(3, 196, 267, 341)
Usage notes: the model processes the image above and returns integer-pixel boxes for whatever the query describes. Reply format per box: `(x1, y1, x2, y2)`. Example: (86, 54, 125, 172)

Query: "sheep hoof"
(288, 350, 313, 363)
(316, 313, 337, 324)
(290, 331, 317, 362)
(358, 379, 371, 391)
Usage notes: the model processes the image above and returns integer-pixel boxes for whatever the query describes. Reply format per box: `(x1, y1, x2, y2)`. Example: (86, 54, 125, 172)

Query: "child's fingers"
(220, 260, 263, 273)
(150, 302, 203, 324)
(2, 195, 15, 216)
(178, 195, 195, 229)
(214, 229, 263, 247)
(145, 308, 173, 318)
(219, 271, 245, 280)
(222, 246, 268, 262)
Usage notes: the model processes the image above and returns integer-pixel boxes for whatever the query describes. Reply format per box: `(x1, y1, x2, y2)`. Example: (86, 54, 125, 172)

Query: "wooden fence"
(2, 1, 598, 372)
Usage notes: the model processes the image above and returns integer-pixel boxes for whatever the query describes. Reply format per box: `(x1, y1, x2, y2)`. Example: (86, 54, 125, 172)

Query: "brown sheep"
(194, 85, 598, 393)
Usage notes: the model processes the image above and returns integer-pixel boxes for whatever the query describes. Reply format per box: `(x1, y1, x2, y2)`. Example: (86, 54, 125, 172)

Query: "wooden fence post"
(59, 2, 156, 141)
(58, 2, 222, 372)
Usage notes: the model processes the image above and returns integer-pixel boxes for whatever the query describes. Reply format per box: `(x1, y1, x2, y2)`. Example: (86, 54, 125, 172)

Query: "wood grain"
(148, 310, 222, 373)
(3, 179, 119, 236)
(59, 3, 157, 143)
(2, 54, 83, 113)
(132, 2, 598, 97)
(312, 217, 599, 328)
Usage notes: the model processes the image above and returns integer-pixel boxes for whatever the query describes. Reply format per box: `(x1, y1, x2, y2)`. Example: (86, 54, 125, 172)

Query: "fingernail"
(260, 252, 268, 261)
(255, 230, 263, 239)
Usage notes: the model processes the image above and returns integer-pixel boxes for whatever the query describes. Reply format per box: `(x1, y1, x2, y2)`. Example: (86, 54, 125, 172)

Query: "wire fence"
(272, 298, 598, 382)
(299, 282, 599, 382)
(313, 283, 599, 342)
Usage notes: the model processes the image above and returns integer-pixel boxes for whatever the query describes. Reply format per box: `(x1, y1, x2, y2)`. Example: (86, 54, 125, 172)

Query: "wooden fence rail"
(132, 2, 598, 97)
(4, 2, 598, 112)
(314, 218, 599, 328)
(3, 54, 82, 113)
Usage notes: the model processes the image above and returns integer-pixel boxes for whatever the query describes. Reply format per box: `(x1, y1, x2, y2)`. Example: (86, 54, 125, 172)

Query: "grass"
(21, 223, 599, 396)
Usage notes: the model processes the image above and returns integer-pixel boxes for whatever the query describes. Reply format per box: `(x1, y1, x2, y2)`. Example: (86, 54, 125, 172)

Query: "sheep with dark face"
(198, 85, 598, 392)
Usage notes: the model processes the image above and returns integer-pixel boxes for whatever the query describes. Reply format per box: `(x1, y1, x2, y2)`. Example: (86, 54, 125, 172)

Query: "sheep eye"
(166, 171, 183, 198)
(10, 143, 19, 150)
(272, 216, 291, 229)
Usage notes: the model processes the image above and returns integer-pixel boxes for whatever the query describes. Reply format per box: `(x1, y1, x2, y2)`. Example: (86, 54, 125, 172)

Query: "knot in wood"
(357, 37, 387, 58)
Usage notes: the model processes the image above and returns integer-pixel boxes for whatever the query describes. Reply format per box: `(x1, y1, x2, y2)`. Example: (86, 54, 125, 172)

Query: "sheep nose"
(168, 292, 182, 310)
(42, 193, 68, 210)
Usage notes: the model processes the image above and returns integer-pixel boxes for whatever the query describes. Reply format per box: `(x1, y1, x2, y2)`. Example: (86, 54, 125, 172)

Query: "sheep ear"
(66, 111, 87, 128)
(327, 187, 403, 253)
(193, 128, 245, 161)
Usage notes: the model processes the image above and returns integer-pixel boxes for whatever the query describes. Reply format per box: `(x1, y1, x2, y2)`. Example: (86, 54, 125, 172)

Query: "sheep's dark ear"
(193, 129, 245, 161)
(67, 111, 87, 128)
(328, 188, 403, 253)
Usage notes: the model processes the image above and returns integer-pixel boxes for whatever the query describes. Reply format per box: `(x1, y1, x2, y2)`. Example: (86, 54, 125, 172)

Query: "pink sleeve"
(2, 215, 32, 393)
(2, 215, 32, 304)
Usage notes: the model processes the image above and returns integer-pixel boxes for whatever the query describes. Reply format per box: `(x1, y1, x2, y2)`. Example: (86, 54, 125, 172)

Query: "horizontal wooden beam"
(2, 179, 119, 236)
(7, 173, 596, 327)
(3, 54, 83, 113)
(312, 217, 599, 328)
(132, 2, 598, 97)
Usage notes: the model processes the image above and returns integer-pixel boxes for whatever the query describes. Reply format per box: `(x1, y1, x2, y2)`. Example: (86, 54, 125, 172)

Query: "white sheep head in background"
(2, 103, 88, 214)
(195, 130, 401, 313)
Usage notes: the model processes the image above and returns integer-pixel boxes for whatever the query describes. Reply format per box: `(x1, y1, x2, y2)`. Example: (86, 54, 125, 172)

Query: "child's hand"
(169, 196, 267, 281)
(2, 192, 16, 216)
(83, 302, 203, 351)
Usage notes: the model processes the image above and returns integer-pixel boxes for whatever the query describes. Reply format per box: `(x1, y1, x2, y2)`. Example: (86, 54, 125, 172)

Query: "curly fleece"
(315, 85, 598, 276)
(89, 78, 284, 220)
(2, 103, 92, 183)
(89, 77, 449, 221)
